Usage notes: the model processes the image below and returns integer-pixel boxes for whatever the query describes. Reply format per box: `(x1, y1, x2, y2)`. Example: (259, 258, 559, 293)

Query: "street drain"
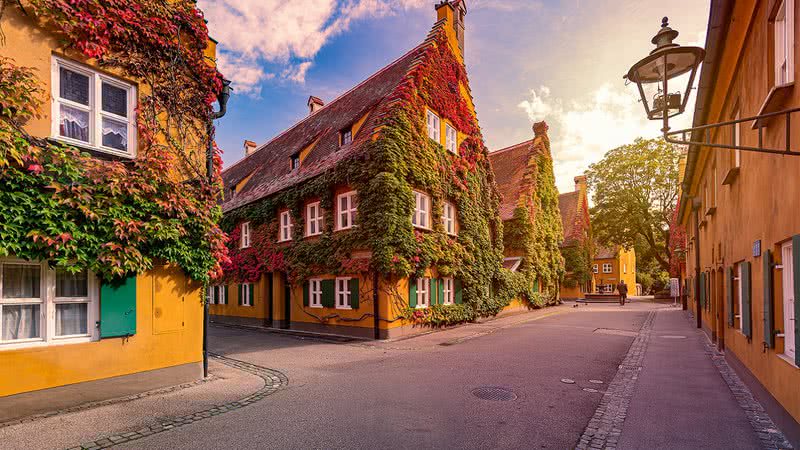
(472, 387, 517, 401)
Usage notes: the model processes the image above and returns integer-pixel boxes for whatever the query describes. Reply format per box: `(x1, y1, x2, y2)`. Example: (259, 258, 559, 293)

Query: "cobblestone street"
(3, 298, 795, 449)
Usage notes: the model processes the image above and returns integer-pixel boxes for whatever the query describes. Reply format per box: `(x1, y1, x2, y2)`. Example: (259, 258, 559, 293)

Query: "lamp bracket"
(663, 106, 800, 156)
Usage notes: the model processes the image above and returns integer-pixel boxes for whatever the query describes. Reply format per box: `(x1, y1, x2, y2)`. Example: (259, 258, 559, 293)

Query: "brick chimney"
(532, 120, 551, 156)
(574, 175, 587, 194)
(243, 139, 257, 156)
(435, 1, 467, 60)
(307, 96, 324, 115)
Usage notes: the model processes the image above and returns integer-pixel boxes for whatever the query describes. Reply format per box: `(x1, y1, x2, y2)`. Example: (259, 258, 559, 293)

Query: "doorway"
(716, 268, 725, 350)
(782, 242, 795, 361)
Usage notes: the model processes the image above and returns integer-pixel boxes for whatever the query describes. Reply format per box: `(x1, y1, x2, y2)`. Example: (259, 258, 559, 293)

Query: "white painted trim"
(336, 191, 358, 231)
(309, 278, 323, 308)
(334, 277, 352, 309)
(306, 202, 323, 237)
(279, 211, 293, 242)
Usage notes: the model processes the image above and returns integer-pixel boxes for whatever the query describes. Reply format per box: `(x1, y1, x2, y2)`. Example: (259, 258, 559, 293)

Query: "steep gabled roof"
(221, 21, 449, 213)
(488, 140, 533, 221)
(558, 190, 579, 241)
(595, 245, 618, 260)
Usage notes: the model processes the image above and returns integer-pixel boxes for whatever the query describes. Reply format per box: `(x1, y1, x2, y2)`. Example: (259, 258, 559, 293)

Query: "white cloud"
(200, 0, 428, 94)
(518, 83, 662, 193)
(470, 0, 544, 12)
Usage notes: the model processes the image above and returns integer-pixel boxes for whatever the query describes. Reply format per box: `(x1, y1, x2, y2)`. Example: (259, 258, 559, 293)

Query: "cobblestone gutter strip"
(690, 317, 793, 450)
(575, 310, 656, 450)
(68, 354, 288, 450)
(0, 376, 217, 430)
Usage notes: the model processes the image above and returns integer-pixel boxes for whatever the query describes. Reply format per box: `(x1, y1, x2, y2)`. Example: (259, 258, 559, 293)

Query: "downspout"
(693, 198, 702, 329)
(204, 78, 231, 379)
(373, 271, 380, 340)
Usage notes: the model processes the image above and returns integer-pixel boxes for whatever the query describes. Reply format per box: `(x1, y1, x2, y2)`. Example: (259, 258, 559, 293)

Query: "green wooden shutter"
(793, 235, 800, 366)
(438, 279, 445, 305)
(349, 278, 359, 309)
(726, 267, 734, 327)
(742, 261, 752, 338)
(100, 276, 137, 338)
(303, 281, 309, 307)
(409, 279, 417, 308)
(321, 279, 335, 308)
(699, 272, 706, 308)
(430, 278, 438, 305)
(454, 279, 463, 304)
(223, 284, 229, 305)
(763, 250, 775, 348)
(238, 284, 243, 306)
(249, 283, 256, 306)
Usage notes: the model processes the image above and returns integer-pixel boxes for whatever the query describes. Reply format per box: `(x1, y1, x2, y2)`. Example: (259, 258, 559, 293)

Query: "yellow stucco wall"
(593, 248, 636, 293)
(0, 265, 203, 397)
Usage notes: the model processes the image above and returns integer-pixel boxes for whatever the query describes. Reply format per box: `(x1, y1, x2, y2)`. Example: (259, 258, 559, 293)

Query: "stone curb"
(575, 310, 656, 450)
(67, 354, 288, 450)
(688, 315, 793, 450)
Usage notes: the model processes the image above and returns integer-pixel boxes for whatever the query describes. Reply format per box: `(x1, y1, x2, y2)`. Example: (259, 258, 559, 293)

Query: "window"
(240, 222, 251, 248)
(290, 153, 300, 171)
(335, 277, 352, 309)
(241, 283, 252, 307)
(416, 278, 430, 308)
(52, 57, 136, 157)
(603, 263, 612, 273)
(774, 0, 795, 86)
(781, 241, 796, 360)
(736, 262, 744, 330)
(341, 126, 353, 146)
(442, 277, 454, 305)
(1, 260, 97, 348)
(623, 263, 627, 274)
(209, 285, 226, 305)
(426, 109, 440, 142)
(443, 201, 457, 235)
(445, 124, 458, 154)
(337, 191, 358, 230)
(309, 279, 323, 308)
(279, 211, 293, 242)
(306, 202, 323, 237)
(412, 191, 430, 229)
(592, 264, 599, 274)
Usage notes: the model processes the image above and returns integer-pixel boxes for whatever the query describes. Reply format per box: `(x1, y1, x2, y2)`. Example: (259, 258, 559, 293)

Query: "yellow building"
(592, 246, 636, 294)
(679, 0, 800, 423)
(213, 1, 510, 338)
(0, 1, 221, 418)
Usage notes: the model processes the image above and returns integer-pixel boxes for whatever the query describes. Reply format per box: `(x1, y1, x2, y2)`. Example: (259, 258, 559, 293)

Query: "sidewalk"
(578, 306, 794, 450)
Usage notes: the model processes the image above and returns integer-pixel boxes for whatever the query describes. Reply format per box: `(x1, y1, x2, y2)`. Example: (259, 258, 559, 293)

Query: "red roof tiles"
(488, 140, 534, 221)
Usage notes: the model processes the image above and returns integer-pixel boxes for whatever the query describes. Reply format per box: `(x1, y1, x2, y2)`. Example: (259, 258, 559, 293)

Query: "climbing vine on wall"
(0, 1, 227, 282)
(221, 30, 508, 323)
(561, 242, 593, 289)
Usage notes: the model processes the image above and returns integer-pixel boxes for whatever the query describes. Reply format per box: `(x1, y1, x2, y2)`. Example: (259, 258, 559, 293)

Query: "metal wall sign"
(753, 240, 761, 257)
(670, 278, 680, 298)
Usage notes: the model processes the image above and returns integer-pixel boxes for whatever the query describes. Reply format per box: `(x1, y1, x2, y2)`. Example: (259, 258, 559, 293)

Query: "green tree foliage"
(586, 138, 681, 273)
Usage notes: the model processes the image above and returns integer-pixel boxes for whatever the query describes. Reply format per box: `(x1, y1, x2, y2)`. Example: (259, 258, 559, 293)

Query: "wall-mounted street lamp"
(625, 17, 800, 156)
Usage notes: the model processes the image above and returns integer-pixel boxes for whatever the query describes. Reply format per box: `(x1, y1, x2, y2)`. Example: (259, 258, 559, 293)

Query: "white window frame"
(51, 56, 137, 158)
(774, 0, 795, 86)
(306, 202, 323, 237)
(241, 283, 252, 307)
(781, 241, 796, 361)
(445, 123, 458, 154)
(416, 278, 430, 308)
(603, 263, 612, 274)
(412, 191, 430, 229)
(279, 211, 293, 242)
(336, 191, 358, 230)
(240, 222, 251, 249)
(309, 278, 323, 308)
(623, 263, 627, 274)
(442, 277, 454, 305)
(341, 127, 353, 146)
(443, 201, 457, 235)
(592, 264, 599, 274)
(335, 277, 352, 310)
(1, 259, 99, 350)
(426, 109, 440, 143)
(209, 285, 226, 305)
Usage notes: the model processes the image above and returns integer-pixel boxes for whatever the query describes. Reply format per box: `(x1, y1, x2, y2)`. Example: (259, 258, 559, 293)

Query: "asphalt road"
(119, 305, 648, 449)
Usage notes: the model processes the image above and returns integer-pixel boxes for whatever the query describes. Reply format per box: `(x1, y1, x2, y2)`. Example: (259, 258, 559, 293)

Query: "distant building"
(592, 246, 636, 294)
(558, 176, 593, 299)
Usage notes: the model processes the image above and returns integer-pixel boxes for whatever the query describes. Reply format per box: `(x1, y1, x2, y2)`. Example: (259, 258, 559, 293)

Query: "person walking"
(617, 280, 629, 306)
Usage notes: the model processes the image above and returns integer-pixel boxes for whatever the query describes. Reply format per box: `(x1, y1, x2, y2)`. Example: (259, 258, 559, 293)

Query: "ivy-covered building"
(0, 0, 224, 418)
(487, 123, 565, 306)
(214, 0, 514, 338)
(558, 176, 594, 299)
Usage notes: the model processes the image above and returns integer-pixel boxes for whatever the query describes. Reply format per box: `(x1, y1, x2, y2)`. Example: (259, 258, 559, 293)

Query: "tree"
(585, 138, 682, 273)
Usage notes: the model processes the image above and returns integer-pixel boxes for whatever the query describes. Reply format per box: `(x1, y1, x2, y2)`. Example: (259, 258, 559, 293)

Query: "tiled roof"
(595, 245, 618, 260)
(487, 140, 534, 221)
(558, 191, 579, 243)
(220, 21, 447, 213)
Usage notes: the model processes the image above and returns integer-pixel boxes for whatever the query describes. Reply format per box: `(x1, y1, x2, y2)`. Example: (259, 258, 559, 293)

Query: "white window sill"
(51, 136, 136, 159)
(413, 225, 431, 231)
(415, 305, 429, 309)
(309, 305, 323, 309)
(777, 353, 799, 369)
(0, 335, 95, 351)
(277, 239, 292, 243)
(336, 306, 352, 310)
(240, 245, 251, 249)
(305, 233, 322, 238)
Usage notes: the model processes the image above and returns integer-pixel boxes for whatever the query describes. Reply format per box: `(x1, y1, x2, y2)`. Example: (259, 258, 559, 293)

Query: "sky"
(199, 0, 710, 193)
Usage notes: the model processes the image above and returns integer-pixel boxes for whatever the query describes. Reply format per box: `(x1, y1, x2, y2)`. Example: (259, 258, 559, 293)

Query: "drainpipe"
(204, 79, 232, 379)
(373, 271, 380, 340)
(693, 198, 702, 329)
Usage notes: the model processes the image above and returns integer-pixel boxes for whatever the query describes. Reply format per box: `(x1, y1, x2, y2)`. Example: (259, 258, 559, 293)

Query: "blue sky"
(200, 0, 710, 193)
